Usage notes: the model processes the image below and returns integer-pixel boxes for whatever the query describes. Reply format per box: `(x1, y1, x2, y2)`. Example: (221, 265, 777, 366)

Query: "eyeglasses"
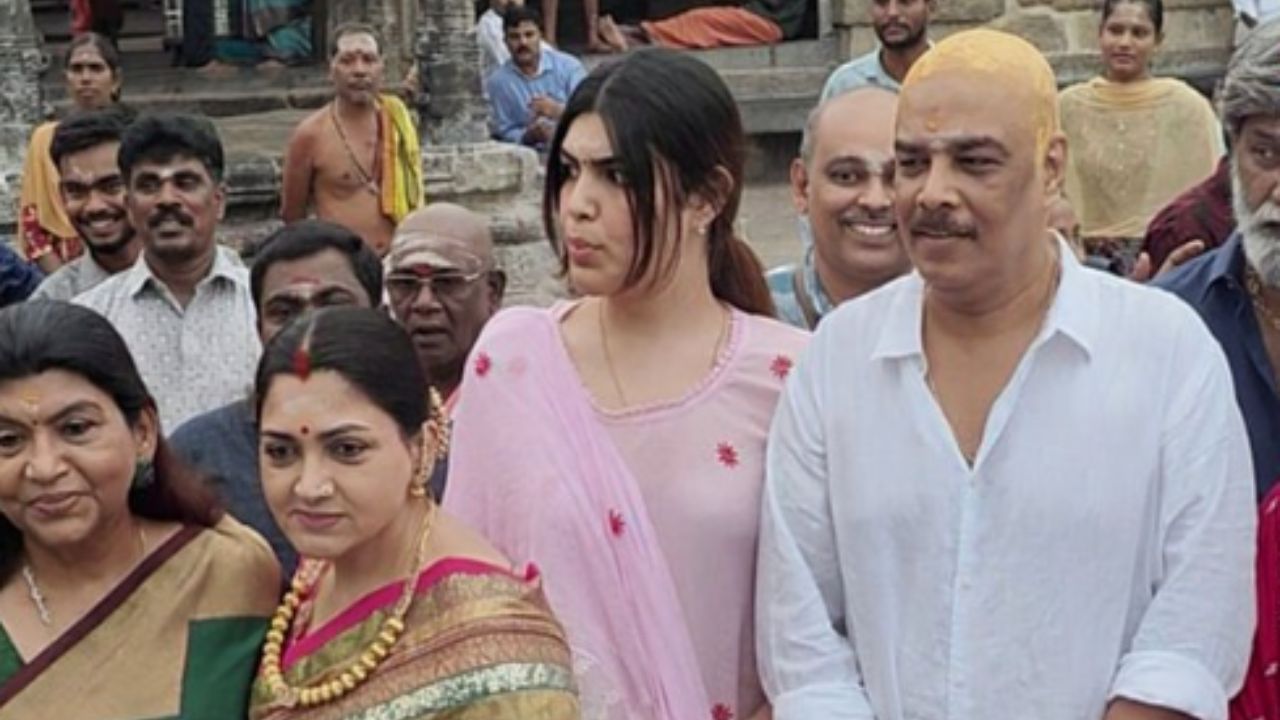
(385, 269, 490, 302)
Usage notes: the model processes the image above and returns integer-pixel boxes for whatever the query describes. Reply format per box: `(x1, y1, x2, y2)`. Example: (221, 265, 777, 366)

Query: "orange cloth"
(641, 7, 782, 49)
(16, 121, 82, 263)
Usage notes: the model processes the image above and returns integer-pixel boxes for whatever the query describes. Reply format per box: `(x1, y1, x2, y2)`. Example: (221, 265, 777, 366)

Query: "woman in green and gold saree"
(248, 307, 579, 720)
(0, 301, 280, 719)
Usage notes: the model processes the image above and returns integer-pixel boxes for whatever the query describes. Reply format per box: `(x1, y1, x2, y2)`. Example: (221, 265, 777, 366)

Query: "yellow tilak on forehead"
(20, 394, 40, 424)
(902, 28, 1060, 155)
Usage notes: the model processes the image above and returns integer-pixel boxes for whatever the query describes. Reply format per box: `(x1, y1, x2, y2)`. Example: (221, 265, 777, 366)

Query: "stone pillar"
(0, 0, 43, 228)
(416, 0, 490, 145)
(413, 0, 563, 305)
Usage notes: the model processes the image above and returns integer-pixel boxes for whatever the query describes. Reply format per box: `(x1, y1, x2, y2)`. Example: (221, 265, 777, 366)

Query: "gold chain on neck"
(260, 501, 437, 709)
(1246, 267, 1280, 334)
(597, 300, 729, 408)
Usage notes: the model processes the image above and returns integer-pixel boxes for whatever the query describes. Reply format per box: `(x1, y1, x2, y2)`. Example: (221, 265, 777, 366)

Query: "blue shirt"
(766, 245, 835, 330)
(486, 46, 586, 147)
(821, 48, 901, 101)
(0, 244, 41, 307)
(170, 399, 298, 577)
(1155, 232, 1280, 500)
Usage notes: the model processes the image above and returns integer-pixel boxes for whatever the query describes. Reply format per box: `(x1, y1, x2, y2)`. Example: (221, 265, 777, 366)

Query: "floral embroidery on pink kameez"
(712, 703, 735, 720)
(608, 509, 626, 537)
(716, 442, 740, 468)
(474, 351, 493, 377)
(770, 354, 794, 380)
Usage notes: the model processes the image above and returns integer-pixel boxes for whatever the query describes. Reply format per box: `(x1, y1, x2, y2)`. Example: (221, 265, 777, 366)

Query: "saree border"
(0, 524, 203, 708)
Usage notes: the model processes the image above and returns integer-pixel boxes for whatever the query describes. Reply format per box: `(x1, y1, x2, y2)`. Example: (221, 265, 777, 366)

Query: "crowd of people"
(0, 0, 1279, 718)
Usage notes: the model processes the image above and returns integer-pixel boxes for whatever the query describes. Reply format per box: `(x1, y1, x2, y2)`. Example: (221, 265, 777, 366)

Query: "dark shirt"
(743, 0, 808, 39)
(0, 244, 42, 307)
(1155, 233, 1280, 500)
(170, 399, 298, 576)
(170, 398, 451, 578)
(1142, 156, 1234, 270)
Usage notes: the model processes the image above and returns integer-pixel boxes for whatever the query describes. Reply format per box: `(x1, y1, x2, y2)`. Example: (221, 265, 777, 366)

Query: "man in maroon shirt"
(1140, 155, 1234, 269)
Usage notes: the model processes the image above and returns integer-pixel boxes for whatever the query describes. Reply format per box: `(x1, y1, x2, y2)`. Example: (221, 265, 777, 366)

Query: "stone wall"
(831, 0, 1235, 87)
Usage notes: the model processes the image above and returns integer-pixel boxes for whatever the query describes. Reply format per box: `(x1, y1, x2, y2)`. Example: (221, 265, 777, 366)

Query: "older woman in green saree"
(248, 307, 578, 720)
(0, 301, 280, 718)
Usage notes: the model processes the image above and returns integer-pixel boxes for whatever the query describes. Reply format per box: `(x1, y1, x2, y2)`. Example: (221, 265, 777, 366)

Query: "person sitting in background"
(597, 0, 807, 52)
(180, 0, 313, 71)
(487, 6, 586, 150)
(17, 33, 127, 275)
(171, 220, 384, 576)
(767, 86, 908, 329)
(32, 110, 140, 302)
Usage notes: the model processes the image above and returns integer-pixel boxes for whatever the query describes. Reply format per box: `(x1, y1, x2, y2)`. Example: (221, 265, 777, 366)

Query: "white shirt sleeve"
(1108, 317, 1257, 720)
(756, 344, 877, 719)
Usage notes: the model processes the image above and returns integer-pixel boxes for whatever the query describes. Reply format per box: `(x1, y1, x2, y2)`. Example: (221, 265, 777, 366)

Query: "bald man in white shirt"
(757, 29, 1256, 720)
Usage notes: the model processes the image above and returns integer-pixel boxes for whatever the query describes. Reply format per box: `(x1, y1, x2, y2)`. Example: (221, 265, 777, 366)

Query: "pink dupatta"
(444, 306, 712, 719)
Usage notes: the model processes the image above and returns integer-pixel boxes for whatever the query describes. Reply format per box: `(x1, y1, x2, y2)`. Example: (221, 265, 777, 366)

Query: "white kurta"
(757, 246, 1257, 720)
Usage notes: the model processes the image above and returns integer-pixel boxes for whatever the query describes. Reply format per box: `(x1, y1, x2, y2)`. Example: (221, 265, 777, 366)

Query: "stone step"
(581, 37, 838, 132)
(44, 63, 333, 117)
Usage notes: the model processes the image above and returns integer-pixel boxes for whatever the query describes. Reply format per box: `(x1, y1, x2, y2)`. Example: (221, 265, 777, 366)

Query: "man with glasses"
(386, 203, 507, 417)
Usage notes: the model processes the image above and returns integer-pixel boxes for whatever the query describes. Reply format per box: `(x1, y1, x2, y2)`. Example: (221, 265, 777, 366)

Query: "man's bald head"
(800, 86, 898, 167)
(902, 28, 1059, 156)
(389, 202, 495, 274)
(892, 28, 1066, 305)
(386, 202, 505, 397)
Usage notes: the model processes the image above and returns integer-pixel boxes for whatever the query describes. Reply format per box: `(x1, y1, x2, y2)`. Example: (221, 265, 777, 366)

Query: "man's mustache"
(148, 207, 193, 229)
(909, 208, 976, 237)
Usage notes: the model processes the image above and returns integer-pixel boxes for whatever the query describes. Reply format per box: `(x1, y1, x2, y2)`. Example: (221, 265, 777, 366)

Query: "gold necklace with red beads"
(260, 500, 437, 709)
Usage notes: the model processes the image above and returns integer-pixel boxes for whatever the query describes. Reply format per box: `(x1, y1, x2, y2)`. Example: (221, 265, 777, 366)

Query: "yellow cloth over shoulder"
(377, 94, 424, 225)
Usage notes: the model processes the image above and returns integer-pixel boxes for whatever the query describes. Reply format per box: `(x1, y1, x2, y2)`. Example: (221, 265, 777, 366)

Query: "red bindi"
(299, 425, 310, 436)
(292, 346, 312, 379)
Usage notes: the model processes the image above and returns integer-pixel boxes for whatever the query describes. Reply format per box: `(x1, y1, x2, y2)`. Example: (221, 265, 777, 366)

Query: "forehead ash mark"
(901, 29, 1058, 155)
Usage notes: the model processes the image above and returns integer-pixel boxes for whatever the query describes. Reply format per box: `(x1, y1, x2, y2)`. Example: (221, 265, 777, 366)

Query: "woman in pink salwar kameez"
(445, 49, 809, 720)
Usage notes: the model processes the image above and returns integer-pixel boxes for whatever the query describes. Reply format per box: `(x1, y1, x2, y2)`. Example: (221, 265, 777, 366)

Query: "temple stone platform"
(3, 0, 1236, 306)
(207, 110, 799, 307)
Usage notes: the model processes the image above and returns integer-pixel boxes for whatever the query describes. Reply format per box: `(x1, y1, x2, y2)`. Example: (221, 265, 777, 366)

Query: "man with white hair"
(1156, 18, 1280, 501)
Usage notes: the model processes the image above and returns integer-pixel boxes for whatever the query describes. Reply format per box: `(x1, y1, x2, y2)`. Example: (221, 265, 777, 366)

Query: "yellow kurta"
(1059, 76, 1223, 240)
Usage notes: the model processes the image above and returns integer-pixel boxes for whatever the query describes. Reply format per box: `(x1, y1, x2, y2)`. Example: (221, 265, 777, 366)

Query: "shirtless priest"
(280, 23, 423, 256)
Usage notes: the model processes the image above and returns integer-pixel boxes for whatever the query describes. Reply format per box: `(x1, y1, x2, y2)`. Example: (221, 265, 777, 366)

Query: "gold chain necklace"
(597, 301, 730, 408)
(260, 501, 437, 709)
(1246, 267, 1280, 334)
(328, 101, 380, 198)
(22, 523, 146, 627)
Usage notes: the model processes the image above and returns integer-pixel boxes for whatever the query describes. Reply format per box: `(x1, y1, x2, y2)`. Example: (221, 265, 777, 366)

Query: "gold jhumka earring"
(410, 388, 451, 499)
